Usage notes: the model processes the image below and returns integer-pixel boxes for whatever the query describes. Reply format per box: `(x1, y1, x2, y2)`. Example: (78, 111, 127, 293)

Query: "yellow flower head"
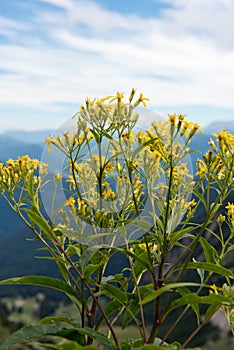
(116, 91, 124, 102)
(66, 197, 75, 209)
(134, 92, 149, 107)
(225, 202, 234, 217)
(129, 88, 137, 102)
(169, 114, 177, 126)
(45, 135, 53, 153)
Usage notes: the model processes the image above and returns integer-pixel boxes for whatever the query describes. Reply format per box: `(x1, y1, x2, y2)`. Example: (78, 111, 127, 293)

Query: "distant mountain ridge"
(1, 129, 52, 144)
(205, 120, 234, 134)
(0, 129, 52, 161)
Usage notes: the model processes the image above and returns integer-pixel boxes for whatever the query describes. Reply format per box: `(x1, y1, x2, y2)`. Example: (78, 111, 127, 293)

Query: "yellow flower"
(103, 188, 117, 201)
(138, 131, 146, 144)
(134, 92, 149, 107)
(210, 284, 218, 295)
(66, 197, 75, 207)
(217, 214, 225, 225)
(225, 202, 234, 217)
(45, 135, 53, 153)
(137, 242, 157, 252)
(169, 114, 177, 126)
(85, 97, 94, 108)
(196, 159, 207, 179)
(105, 161, 114, 172)
(129, 88, 137, 102)
(189, 123, 200, 138)
(178, 114, 185, 122)
(116, 91, 124, 102)
(121, 131, 135, 142)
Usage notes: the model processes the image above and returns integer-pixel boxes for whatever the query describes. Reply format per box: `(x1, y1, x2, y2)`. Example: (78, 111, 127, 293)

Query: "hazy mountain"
(1, 129, 52, 144)
(205, 120, 234, 134)
(0, 136, 43, 161)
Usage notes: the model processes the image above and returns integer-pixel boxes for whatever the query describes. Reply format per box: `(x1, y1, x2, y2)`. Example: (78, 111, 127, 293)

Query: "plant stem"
(126, 240, 147, 343)
(181, 306, 219, 349)
(54, 239, 120, 349)
(160, 305, 189, 346)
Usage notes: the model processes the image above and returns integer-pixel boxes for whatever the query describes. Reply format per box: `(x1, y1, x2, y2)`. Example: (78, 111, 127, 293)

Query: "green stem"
(181, 306, 219, 349)
(160, 184, 233, 327)
(126, 240, 147, 343)
(54, 239, 120, 349)
(148, 152, 174, 344)
(160, 305, 190, 346)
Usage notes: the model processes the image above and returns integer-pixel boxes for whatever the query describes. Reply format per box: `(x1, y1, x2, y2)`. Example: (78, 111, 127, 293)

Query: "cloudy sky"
(0, 0, 234, 132)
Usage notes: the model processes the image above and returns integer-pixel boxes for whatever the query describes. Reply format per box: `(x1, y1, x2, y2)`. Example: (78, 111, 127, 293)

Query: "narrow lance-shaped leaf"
(25, 208, 53, 238)
(0, 324, 60, 350)
(177, 262, 234, 281)
(0, 276, 79, 300)
(163, 293, 234, 320)
(199, 236, 218, 263)
(140, 282, 202, 305)
(102, 283, 128, 304)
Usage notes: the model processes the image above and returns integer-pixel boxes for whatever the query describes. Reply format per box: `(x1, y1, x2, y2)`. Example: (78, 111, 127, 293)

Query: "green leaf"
(141, 346, 162, 349)
(164, 293, 233, 319)
(25, 208, 53, 238)
(56, 328, 85, 345)
(169, 225, 197, 246)
(140, 342, 201, 350)
(0, 323, 116, 350)
(114, 247, 154, 275)
(27, 172, 34, 199)
(0, 275, 79, 300)
(56, 227, 81, 240)
(140, 282, 201, 305)
(204, 304, 219, 322)
(199, 237, 218, 263)
(179, 262, 234, 281)
(84, 264, 100, 280)
(71, 327, 116, 350)
(122, 298, 139, 329)
(40, 316, 79, 327)
(40, 342, 96, 350)
(61, 345, 99, 350)
(102, 283, 128, 304)
(177, 286, 200, 324)
(193, 188, 208, 210)
(135, 219, 153, 232)
(89, 128, 101, 143)
(119, 338, 142, 350)
(79, 246, 102, 272)
(0, 324, 59, 350)
(104, 299, 122, 317)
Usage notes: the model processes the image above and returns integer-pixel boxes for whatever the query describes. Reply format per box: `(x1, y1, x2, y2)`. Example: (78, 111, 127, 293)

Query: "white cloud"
(0, 0, 234, 131)
(156, 0, 234, 49)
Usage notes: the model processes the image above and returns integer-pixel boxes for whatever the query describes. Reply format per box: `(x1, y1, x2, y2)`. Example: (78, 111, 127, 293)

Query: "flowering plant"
(0, 89, 233, 350)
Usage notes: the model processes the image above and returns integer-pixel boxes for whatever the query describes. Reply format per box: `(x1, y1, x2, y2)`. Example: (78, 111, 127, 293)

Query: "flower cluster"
(225, 202, 234, 228)
(210, 283, 234, 333)
(195, 130, 234, 183)
(43, 90, 203, 242)
(0, 155, 47, 194)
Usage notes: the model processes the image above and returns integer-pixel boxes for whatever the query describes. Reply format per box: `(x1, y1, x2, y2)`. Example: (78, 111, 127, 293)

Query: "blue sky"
(0, 0, 234, 132)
